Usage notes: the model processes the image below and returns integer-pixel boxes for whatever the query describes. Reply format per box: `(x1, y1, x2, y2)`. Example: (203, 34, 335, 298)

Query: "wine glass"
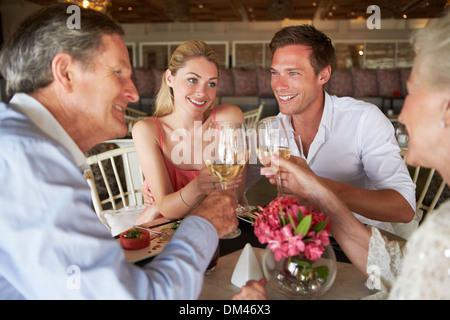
(235, 126, 252, 215)
(204, 121, 247, 239)
(256, 116, 291, 196)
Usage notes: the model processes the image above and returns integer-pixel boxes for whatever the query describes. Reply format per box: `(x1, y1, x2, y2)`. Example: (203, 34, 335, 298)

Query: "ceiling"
(26, 0, 449, 23)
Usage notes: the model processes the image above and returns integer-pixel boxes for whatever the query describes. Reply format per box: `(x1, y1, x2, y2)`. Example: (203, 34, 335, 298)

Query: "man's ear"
(318, 65, 331, 85)
(51, 52, 74, 92)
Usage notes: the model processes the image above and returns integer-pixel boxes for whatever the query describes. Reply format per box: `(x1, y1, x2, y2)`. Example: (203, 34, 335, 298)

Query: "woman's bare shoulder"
(215, 104, 245, 122)
(133, 117, 158, 131)
(132, 116, 159, 140)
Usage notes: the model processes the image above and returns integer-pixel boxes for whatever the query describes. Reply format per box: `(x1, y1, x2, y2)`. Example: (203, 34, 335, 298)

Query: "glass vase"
(262, 245, 337, 299)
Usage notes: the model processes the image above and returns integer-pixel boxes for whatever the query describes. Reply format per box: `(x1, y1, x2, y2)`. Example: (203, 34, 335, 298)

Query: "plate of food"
(118, 220, 180, 263)
(237, 206, 260, 224)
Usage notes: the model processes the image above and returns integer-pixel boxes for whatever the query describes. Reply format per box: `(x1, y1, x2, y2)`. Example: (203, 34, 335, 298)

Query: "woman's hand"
(135, 206, 161, 225)
(261, 155, 318, 205)
(142, 187, 155, 207)
(196, 167, 242, 194)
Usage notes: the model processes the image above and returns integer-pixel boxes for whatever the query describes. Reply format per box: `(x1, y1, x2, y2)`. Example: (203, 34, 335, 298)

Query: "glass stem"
(277, 174, 283, 196)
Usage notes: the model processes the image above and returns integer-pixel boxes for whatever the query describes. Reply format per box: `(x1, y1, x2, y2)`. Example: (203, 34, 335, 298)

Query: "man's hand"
(189, 190, 238, 238)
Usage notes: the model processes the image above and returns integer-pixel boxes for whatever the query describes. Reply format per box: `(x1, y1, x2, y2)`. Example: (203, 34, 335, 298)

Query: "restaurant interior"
(1, 0, 449, 299)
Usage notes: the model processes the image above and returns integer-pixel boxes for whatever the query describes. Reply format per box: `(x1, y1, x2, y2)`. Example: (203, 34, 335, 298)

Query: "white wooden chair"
(244, 101, 265, 127)
(84, 145, 145, 236)
(125, 107, 149, 118)
(400, 148, 447, 223)
(124, 115, 140, 136)
(124, 107, 149, 136)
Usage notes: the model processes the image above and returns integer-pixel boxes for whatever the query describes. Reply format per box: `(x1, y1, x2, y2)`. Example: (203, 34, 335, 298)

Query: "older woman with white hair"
(263, 11, 450, 299)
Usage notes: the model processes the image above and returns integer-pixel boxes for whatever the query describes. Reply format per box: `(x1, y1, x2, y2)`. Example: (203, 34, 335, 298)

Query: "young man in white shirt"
(267, 25, 417, 238)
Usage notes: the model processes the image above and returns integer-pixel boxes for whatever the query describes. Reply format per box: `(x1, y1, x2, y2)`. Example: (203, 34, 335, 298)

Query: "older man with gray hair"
(0, 3, 239, 299)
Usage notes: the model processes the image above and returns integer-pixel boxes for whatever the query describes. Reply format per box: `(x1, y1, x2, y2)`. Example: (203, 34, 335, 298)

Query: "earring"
(440, 120, 447, 128)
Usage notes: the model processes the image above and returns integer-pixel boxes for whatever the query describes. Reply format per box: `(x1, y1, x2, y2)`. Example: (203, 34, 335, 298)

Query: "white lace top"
(366, 200, 450, 299)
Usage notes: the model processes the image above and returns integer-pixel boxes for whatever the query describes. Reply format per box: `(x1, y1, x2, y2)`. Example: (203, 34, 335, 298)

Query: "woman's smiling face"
(166, 56, 218, 117)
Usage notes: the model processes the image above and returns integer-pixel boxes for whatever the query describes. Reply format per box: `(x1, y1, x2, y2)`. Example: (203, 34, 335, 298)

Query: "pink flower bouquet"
(253, 196, 330, 261)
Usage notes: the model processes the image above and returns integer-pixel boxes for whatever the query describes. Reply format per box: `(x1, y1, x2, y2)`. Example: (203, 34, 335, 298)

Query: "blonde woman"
(132, 40, 245, 224)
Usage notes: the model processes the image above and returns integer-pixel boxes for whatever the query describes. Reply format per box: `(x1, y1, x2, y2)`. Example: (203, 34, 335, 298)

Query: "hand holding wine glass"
(204, 121, 247, 239)
(256, 116, 291, 195)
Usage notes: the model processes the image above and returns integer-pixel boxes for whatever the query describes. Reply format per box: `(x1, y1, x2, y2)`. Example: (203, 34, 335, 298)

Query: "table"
(137, 217, 404, 299)
(196, 218, 373, 300)
(199, 247, 372, 300)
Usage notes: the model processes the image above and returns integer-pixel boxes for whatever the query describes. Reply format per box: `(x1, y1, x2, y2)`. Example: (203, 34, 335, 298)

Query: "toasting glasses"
(204, 121, 248, 239)
(256, 116, 291, 196)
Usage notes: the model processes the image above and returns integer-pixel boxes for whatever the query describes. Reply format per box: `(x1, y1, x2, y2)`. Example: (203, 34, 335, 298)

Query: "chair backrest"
(244, 101, 265, 127)
(400, 148, 447, 223)
(125, 107, 149, 118)
(124, 108, 149, 136)
(124, 115, 139, 136)
(85, 145, 144, 216)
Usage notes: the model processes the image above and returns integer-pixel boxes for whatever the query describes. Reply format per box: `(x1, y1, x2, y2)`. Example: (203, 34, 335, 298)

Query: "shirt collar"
(278, 91, 334, 134)
(277, 91, 334, 159)
(9, 93, 88, 170)
(321, 91, 333, 133)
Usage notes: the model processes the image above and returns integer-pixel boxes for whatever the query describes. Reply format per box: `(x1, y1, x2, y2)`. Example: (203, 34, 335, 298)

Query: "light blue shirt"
(0, 93, 218, 299)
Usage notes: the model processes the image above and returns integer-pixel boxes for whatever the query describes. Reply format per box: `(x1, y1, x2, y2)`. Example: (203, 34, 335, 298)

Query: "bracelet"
(179, 188, 198, 209)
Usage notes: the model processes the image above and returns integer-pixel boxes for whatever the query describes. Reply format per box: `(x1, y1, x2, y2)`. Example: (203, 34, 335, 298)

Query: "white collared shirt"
(278, 92, 416, 232)
(8, 93, 88, 170)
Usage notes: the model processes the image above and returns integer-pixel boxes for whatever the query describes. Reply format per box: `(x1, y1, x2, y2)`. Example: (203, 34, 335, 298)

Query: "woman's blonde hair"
(153, 40, 220, 117)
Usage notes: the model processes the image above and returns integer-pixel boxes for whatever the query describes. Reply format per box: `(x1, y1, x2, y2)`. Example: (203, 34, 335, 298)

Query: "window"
(125, 42, 136, 67)
(334, 41, 414, 69)
(396, 42, 415, 68)
(365, 43, 396, 69)
(138, 41, 229, 69)
(232, 41, 271, 69)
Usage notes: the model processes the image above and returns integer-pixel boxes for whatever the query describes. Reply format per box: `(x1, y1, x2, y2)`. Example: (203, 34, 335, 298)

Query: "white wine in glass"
(256, 117, 291, 195)
(205, 161, 245, 189)
(204, 121, 247, 239)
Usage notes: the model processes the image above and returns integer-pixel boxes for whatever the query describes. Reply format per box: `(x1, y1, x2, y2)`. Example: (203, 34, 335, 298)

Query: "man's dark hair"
(270, 24, 337, 75)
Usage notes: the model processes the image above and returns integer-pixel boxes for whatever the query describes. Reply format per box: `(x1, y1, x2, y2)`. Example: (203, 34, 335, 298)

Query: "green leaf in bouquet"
(278, 203, 287, 226)
(287, 211, 297, 231)
(314, 266, 329, 280)
(297, 214, 312, 236)
(291, 258, 311, 269)
(297, 207, 303, 222)
(312, 220, 328, 233)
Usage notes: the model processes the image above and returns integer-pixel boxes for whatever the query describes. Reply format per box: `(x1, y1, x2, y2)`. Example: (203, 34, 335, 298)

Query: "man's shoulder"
(327, 94, 387, 124)
(0, 102, 43, 140)
(328, 94, 380, 113)
(0, 104, 70, 160)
